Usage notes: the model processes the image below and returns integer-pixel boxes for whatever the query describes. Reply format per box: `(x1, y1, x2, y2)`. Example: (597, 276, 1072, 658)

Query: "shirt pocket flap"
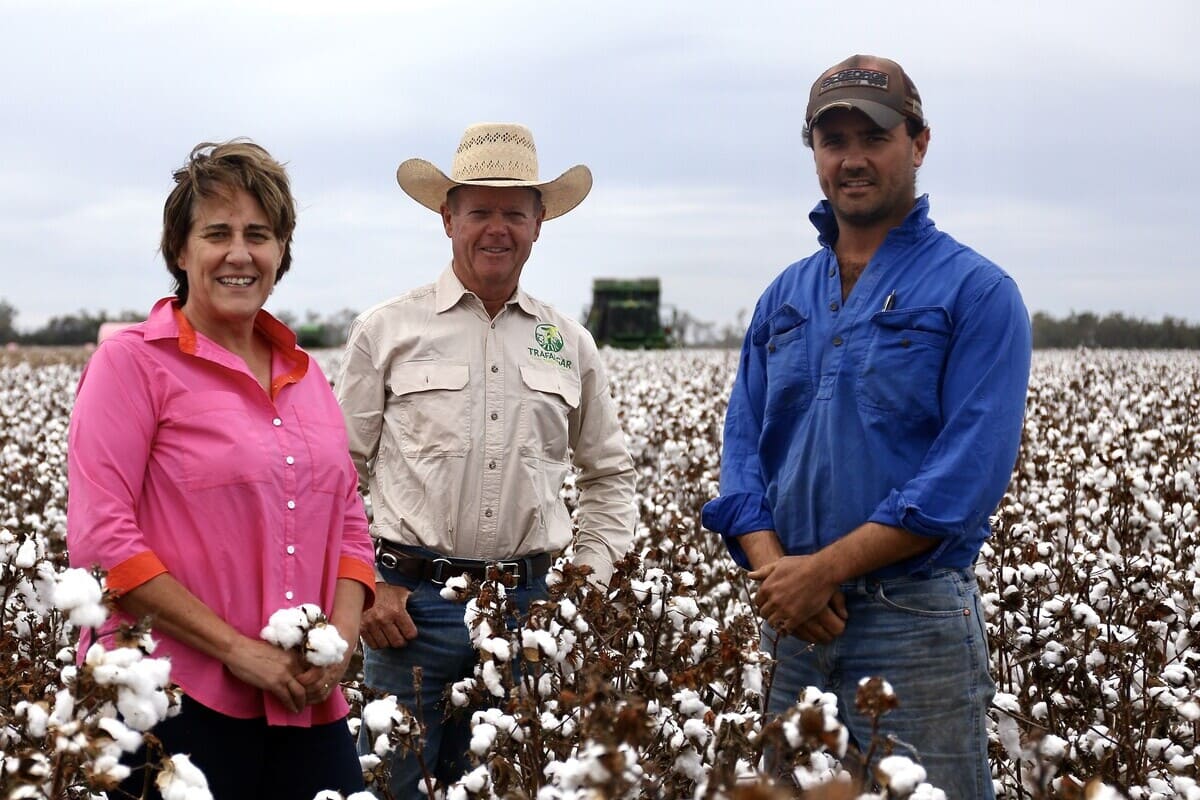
(871, 306, 952, 336)
(752, 303, 807, 345)
(388, 361, 469, 397)
(520, 364, 581, 409)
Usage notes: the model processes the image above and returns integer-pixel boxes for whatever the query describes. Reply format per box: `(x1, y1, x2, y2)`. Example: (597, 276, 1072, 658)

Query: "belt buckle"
(376, 541, 400, 570)
(430, 557, 454, 585)
(492, 560, 522, 585)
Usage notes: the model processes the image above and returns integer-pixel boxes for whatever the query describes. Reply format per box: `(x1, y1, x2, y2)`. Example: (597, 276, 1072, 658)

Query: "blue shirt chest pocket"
(754, 304, 813, 419)
(858, 306, 951, 422)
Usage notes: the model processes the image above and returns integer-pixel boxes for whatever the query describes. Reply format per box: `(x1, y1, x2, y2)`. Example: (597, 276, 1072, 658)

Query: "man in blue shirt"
(702, 55, 1031, 799)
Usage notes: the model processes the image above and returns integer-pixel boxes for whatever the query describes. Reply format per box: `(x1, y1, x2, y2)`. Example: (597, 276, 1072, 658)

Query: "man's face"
(442, 185, 544, 306)
(811, 107, 930, 231)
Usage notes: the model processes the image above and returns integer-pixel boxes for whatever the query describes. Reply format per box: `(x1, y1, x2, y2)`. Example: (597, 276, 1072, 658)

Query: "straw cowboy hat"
(396, 122, 592, 220)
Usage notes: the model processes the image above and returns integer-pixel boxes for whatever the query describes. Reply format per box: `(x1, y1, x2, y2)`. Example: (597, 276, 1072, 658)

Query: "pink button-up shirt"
(68, 298, 375, 726)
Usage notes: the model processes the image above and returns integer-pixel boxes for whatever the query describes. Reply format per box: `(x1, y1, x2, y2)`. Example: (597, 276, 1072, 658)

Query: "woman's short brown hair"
(160, 140, 296, 304)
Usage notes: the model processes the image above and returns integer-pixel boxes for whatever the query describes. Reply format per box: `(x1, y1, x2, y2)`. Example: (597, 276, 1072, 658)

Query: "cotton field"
(2, 347, 1199, 799)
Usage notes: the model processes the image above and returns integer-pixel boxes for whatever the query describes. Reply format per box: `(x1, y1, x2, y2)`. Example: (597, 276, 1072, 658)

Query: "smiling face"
(175, 187, 285, 341)
(442, 185, 544, 314)
(811, 107, 930, 233)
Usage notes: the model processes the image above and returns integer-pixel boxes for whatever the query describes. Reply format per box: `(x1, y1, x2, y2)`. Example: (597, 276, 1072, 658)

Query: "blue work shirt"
(702, 196, 1031, 578)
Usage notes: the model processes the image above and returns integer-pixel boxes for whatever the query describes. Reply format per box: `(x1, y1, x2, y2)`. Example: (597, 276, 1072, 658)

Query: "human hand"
(749, 555, 845, 639)
(223, 637, 308, 713)
(784, 590, 848, 644)
(360, 582, 418, 650)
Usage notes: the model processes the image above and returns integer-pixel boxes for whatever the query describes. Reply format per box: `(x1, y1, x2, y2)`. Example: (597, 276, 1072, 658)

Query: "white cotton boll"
(372, 732, 393, 757)
(1072, 603, 1101, 630)
(682, 718, 710, 744)
(1177, 701, 1200, 721)
(672, 749, 706, 781)
(1144, 498, 1164, 521)
(124, 658, 172, 697)
(470, 722, 498, 756)
(98, 717, 145, 752)
(440, 575, 471, 601)
(54, 568, 108, 628)
(305, 623, 349, 667)
(311, 792, 342, 799)
(674, 690, 706, 717)
(362, 697, 399, 734)
(14, 537, 39, 568)
(557, 598, 577, 622)
(117, 688, 166, 732)
(480, 635, 512, 662)
(742, 663, 764, 696)
(346, 791, 377, 800)
(877, 755, 927, 794)
(17, 701, 49, 738)
(667, 594, 700, 623)
(260, 607, 307, 650)
(481, 660, 506, 697)
(156, 753, 212, 800)
(462, 765, 489, 792)
(522, 628, 557, 659)
(50, 688, 74, 727)
(1039, 734, 1068, 759)
(90, 753, 130, 783)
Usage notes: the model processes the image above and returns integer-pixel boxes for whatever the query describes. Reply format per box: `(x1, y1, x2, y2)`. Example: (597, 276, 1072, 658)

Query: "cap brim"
(808, 99, 905, 131)
(396, 159, 592, 220)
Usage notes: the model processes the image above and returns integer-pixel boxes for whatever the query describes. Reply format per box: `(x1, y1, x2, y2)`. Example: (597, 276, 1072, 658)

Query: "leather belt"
(375, 539, 552, 586)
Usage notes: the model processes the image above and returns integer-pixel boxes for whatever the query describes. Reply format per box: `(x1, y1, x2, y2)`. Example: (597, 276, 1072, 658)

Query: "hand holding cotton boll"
(260, 604, 350, 705)
(260, 603, 348, 666)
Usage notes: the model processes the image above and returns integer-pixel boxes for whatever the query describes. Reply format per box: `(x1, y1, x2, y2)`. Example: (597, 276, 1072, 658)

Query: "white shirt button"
(286, 455, 295, 465)
(484, 508, 493, 518)
(286, 545, 296, 555)
(287, 500, 296, 510)
(273, 418, 282, 427)
(285, 591, 294, 600)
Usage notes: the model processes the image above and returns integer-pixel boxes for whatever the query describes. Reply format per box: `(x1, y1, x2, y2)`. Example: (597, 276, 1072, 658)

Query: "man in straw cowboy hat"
(703, 55, 1031, 797)
(336, 123, 636, 795)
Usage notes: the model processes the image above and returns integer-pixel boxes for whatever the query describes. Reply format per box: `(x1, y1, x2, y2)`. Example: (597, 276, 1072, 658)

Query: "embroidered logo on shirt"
(529, 323, 572, 369)
(534, 324, 564, 353)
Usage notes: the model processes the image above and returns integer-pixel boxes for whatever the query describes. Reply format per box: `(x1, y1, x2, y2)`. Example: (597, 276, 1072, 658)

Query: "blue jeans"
(361, 559, 548, 798)
(766, 568, 995, 800)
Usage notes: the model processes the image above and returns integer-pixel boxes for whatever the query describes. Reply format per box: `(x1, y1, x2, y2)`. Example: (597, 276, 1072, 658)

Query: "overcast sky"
(3, 0, 1197, 333)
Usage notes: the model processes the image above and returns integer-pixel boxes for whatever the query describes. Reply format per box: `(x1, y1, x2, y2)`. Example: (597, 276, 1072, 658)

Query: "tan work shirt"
(335, 266, 636, 584)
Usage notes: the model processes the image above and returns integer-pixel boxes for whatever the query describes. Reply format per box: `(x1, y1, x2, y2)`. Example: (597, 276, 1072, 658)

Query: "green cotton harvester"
(584, 277, 674, 349)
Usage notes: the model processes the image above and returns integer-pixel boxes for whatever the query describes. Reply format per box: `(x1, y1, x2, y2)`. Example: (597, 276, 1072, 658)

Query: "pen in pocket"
(882, 290, 897, 311)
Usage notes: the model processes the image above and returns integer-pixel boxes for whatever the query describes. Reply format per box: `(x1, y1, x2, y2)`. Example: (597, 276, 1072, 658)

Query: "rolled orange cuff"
(106, 551, 169, 595)
(339, 556, 377, 610)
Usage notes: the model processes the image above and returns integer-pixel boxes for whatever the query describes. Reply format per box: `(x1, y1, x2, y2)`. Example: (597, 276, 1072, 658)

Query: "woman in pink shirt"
(67, 140, 376, 799)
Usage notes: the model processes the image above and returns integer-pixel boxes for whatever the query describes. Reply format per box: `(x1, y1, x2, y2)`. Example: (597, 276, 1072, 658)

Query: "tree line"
(3, 298, 1200, 349)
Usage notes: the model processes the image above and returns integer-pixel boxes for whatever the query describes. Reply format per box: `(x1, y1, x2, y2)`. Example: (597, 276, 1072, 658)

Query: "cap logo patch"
(819, 68, 889, 95)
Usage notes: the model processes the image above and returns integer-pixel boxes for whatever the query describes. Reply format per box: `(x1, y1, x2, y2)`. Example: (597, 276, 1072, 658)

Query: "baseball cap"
(805, 55, 925, 133)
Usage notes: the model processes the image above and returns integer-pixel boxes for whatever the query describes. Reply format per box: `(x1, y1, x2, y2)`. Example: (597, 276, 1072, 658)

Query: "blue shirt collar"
(809, 193, 934, 249)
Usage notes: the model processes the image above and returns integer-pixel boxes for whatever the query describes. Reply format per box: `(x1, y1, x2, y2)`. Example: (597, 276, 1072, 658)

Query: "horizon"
(3, 1, 1197, 329)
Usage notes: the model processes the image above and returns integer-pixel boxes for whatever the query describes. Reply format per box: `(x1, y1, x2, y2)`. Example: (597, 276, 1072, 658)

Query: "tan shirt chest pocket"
(518, 364, 580, 463)
(387, 361, 471, 457)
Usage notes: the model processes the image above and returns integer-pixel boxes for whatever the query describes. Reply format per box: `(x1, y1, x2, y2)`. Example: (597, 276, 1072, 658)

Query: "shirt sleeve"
(67, 340, 170, 593)
(336, 461, 377, 607)
(335, 317, 387, 495)
(568, 335, 637, 585)
(868, 274, 1032, 567)
(700, 306, 776, 569)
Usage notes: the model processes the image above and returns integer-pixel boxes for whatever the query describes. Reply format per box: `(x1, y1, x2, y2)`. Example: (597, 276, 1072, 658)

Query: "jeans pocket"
(872, 573, 969, 619)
